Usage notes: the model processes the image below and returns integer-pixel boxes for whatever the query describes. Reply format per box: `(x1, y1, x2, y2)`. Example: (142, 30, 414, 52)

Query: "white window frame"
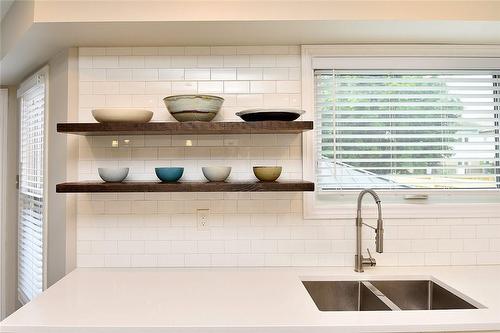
(301, 45, 500, 219)
(0, 88, 8, 318)
(16, 66, 49, 303)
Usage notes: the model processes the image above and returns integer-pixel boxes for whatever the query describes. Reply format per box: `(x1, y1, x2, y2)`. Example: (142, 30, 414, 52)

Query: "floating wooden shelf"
(57, 121, 313, 136)
(56, 180, 315, 193)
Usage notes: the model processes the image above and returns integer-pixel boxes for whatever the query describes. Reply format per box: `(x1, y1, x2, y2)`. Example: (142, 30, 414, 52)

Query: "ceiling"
(1, 0, 500, 85)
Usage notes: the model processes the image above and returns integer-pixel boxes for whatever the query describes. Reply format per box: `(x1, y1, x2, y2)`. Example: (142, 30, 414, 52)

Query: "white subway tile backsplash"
(145, 56, 172, 68)
(132, 69, 158, 81)
(197, 56, 224, 68)
(106, 69, 132, 81)
(250, 55, 276, 67)
(92, 56, 119, 68)
(105, 255, 131, 267)
(263, 68, 289, 80)
(118, 81, 146, 95)
(223, 55, 250, 67)
(198, 81, 224, 94)
(106, 47, 132, 56)
(171, 56, 197, 68)
(250, 81, 276, 93)
(80, 47, 106, 56)
(117, 240, 144, 254)
(237, 68, 263, 80)
(119, 56, 145, 68)
(276, 55, 301, 67)
(211, 68, 236, 80)
(78, 46, 500, 268)
(157, 254, 184, 266)
(80, 68, 106, 81)
(210, 46, 237, 56)
(276, 80, 300, 93)
(158, 69, 184, 81)
(185, 69, 211, 80)
(224, 81, 250, 93)
(79, 56, 93, 69)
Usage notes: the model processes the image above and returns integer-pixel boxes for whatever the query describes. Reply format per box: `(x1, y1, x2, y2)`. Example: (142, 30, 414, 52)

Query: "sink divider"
(361, 282, 402, 311)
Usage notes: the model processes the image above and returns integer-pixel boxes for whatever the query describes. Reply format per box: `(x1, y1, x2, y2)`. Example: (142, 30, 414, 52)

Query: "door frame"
(0, 88, 8, 319)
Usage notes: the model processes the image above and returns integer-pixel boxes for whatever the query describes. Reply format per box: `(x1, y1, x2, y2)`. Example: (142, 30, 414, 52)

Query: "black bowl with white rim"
(235, 108, 305, 122)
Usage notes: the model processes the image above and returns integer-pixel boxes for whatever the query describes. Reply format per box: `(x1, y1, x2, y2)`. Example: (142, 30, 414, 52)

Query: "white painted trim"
(0, 88, 8, 319)
(301, 44, 500, 219)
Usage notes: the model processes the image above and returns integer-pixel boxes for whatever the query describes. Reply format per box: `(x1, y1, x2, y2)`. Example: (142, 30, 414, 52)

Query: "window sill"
(303, 192, 500, 220)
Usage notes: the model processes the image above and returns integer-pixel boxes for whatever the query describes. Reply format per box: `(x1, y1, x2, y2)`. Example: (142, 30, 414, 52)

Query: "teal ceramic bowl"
(155, 167, 184, 182)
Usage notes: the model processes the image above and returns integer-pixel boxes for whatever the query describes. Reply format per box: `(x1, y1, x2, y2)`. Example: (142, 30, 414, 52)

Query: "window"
(315, 70, 500, 190)
(302, 46, 500, 218)
(17, 68, 48, 304)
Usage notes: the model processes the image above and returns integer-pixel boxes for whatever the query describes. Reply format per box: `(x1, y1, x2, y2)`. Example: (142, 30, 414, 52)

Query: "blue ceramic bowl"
(155, 167, 184, 182)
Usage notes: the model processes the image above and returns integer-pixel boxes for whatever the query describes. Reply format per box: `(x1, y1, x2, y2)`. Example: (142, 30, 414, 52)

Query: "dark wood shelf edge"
(57, 121, 313, 135)
(56, 180, 315, 193)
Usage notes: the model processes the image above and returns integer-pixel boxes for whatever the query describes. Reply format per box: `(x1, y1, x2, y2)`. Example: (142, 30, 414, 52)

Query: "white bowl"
(92, 109, 153, 123)
(98, 168, 129, 182)
(202, 166, 231, 182)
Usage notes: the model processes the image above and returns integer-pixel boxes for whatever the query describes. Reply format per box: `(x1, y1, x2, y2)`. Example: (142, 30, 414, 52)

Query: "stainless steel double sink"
(302, 280, 480, 311)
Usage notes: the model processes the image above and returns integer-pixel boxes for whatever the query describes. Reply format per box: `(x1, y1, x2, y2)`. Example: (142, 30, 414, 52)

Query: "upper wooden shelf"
(56, 180, 315, 193)
(57, 121, 313, 136)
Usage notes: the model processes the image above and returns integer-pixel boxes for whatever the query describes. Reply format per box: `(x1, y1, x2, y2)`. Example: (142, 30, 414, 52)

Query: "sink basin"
(370, 280, 477, 310)
(302, 280, 479, 312)
(302, 281, 396, 311)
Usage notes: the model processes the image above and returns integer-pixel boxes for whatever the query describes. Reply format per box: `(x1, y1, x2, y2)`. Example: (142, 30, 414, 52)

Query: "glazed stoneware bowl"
(92, 109, 153, 123)
(155, 167, 184, 182)
(163, 95, 224, 122)
(202, 166, 231, 182)
(253, 166, 282, 182)
(98, 167, 129, 182)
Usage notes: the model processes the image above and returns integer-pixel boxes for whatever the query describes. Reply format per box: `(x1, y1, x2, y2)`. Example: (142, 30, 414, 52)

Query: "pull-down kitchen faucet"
(354, 189, 384, 272)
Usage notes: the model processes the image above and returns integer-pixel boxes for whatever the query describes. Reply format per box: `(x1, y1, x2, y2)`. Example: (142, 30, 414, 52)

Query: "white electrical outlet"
(197, 209, 210, 229)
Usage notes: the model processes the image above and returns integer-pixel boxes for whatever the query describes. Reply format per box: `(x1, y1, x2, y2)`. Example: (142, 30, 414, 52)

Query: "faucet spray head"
(376, 218, 384, 253)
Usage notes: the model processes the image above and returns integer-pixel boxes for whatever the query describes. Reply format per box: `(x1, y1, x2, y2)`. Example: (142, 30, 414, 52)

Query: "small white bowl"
(202, 166, 231, 182)
(98, 168, 129, 182)
(92, 109, 153, 123)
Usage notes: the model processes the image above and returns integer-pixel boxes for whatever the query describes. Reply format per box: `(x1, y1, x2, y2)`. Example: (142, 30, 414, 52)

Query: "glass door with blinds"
(314, 69, 500, 191)
(17, 70, 47, 304)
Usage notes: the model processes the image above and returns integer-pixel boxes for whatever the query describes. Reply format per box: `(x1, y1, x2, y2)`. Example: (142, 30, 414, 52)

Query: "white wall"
(0, 86, 19, 317)
(47, 48, 78, 287)
(76, 46, 500, 268)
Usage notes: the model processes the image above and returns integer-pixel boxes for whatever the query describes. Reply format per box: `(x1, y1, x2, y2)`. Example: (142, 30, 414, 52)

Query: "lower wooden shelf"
(56, 180, 315, 193)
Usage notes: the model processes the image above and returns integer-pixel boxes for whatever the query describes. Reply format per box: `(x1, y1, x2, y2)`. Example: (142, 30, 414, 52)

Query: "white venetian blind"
(17, 73, 46, 304)
(315, 69, 500, 191)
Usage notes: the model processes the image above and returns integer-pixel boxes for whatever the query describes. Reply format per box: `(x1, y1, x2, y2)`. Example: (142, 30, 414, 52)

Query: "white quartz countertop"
(2, 265, 500, 333)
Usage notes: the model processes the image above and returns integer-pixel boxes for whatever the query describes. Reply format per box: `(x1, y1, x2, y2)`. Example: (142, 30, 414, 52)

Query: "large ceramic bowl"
(202, 166, 231, 182)
(163, 95, 224, 122)
(98, 167, 129, 182)
(253, 166, 282, 182)
(155, 167, 184, 182)
(92, 109, 153, 123)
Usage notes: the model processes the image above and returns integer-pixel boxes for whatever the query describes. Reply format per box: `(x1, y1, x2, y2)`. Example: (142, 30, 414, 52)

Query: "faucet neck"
(356, 189, 382, 220)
